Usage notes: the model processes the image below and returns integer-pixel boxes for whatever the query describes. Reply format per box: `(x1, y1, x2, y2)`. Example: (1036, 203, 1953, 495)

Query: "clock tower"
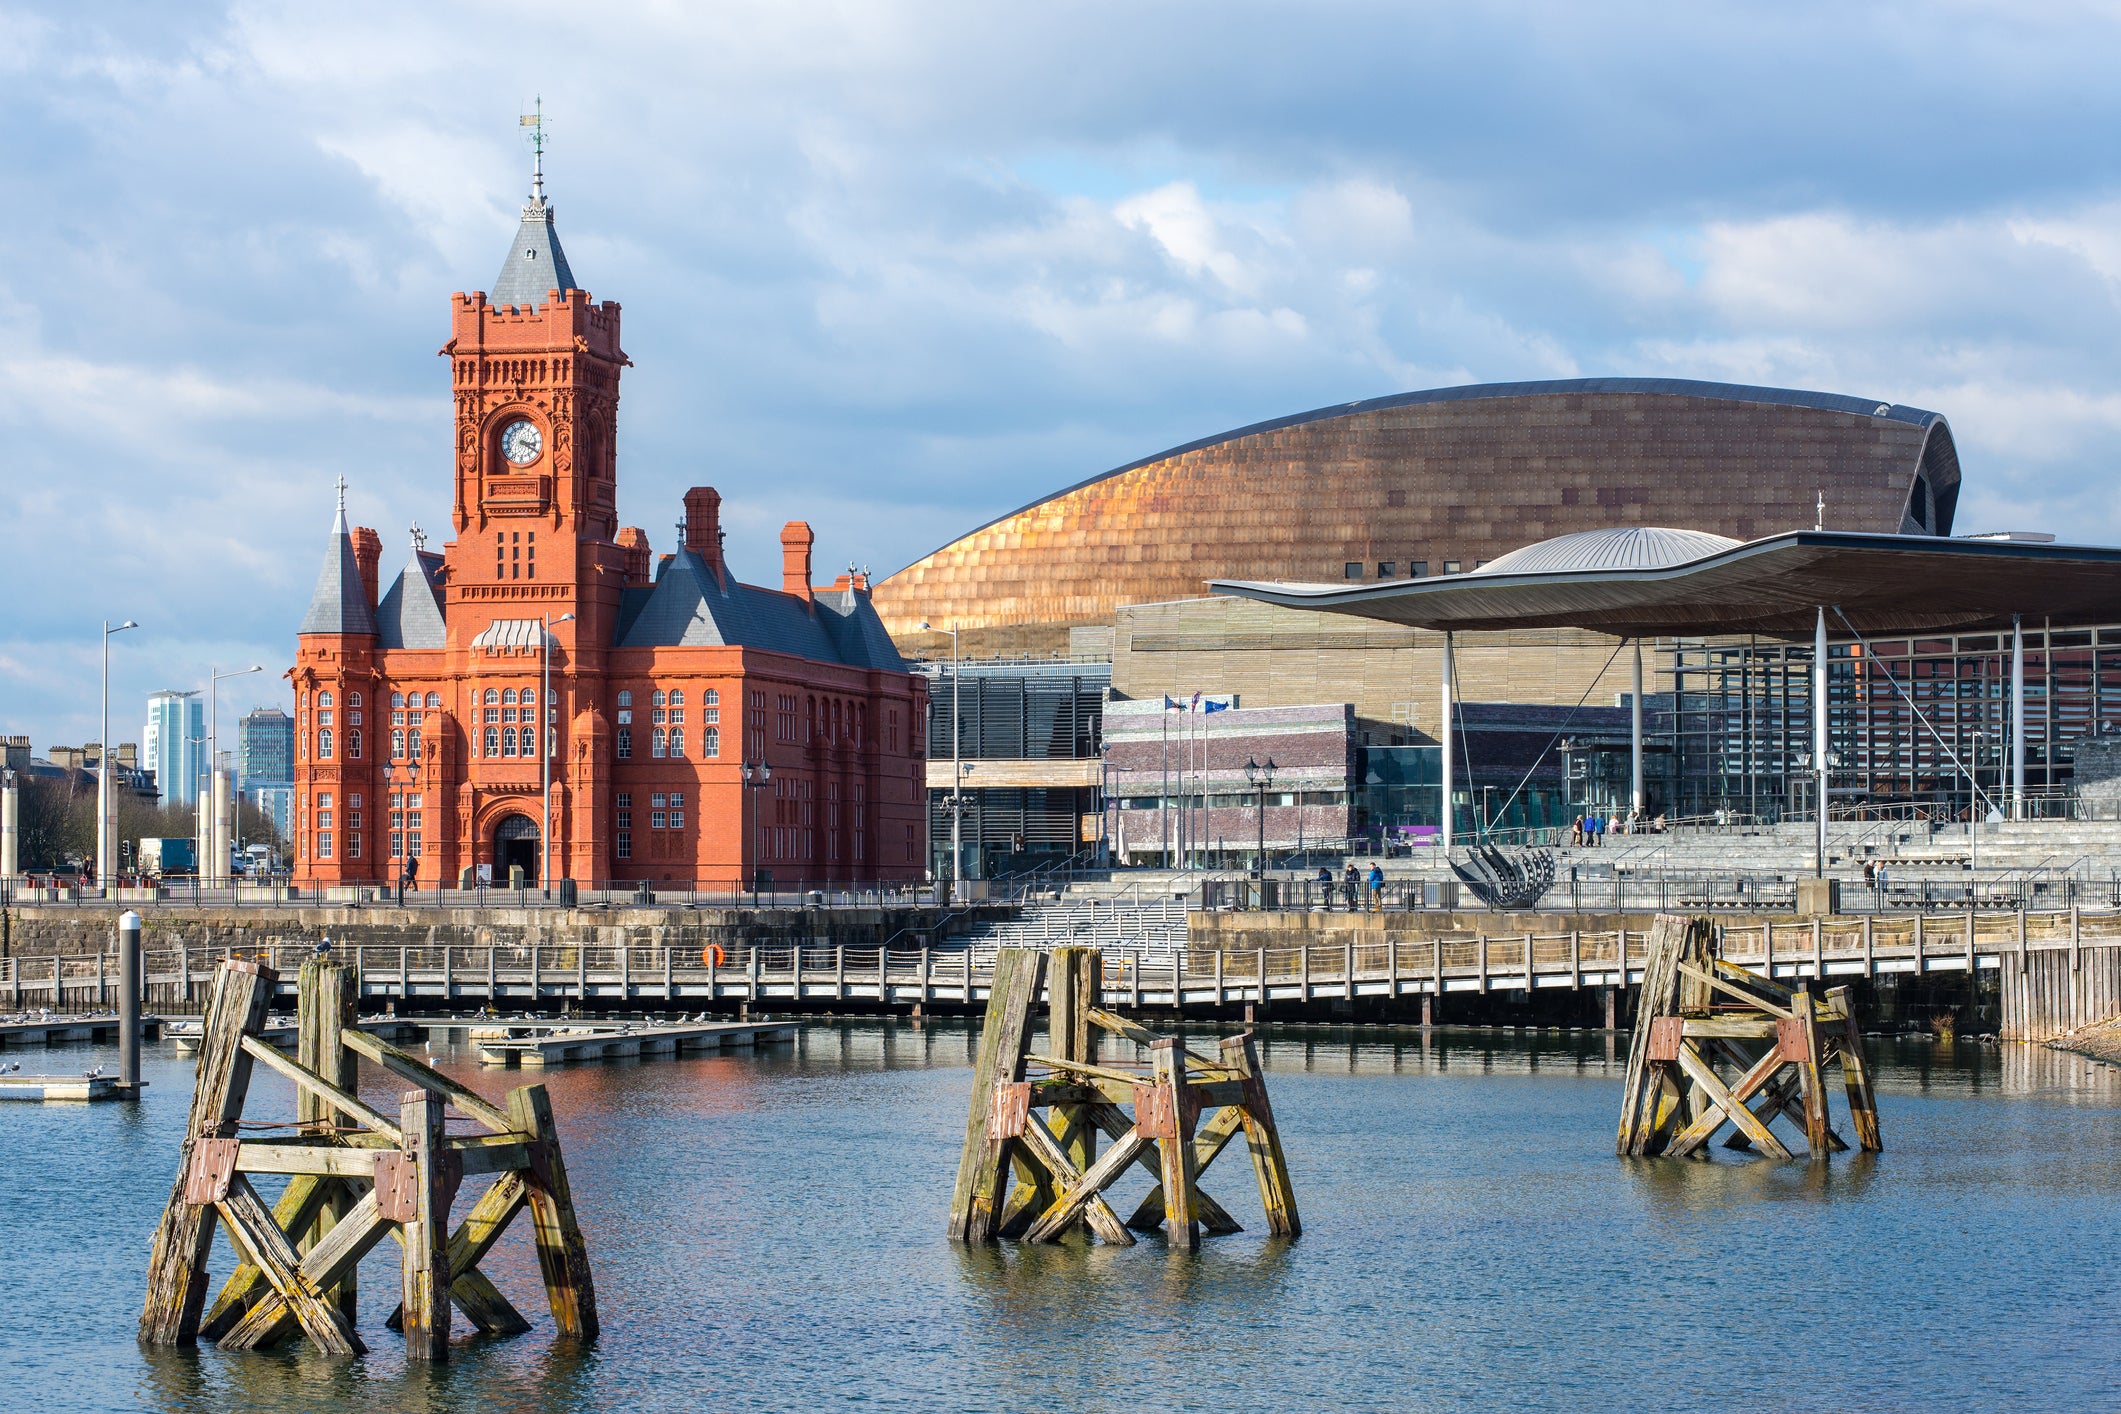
(440, 152, 630, 650)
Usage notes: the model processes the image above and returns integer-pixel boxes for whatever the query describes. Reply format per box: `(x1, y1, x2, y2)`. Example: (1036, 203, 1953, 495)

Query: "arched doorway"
(495, 814, 540, 885)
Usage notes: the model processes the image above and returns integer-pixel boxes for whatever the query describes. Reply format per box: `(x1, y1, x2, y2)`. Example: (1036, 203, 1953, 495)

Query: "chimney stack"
(683, 487, 724, 580)
(351, 527, 383, 610)
(617, 527, 652, 587)
(781, 521, 815, 604)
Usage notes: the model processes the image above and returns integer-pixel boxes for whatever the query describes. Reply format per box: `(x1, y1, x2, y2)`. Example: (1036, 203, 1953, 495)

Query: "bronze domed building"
(873, 378, 1960, 651)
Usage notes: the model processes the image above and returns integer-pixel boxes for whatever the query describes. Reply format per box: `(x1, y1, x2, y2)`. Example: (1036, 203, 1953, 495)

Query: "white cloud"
(4, 0, 2121, 750)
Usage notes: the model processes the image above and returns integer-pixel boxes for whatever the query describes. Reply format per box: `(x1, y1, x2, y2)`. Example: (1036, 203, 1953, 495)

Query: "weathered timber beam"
(213, 1174, 365, 1356)
(1026, 1081, 1106, 1107)
(1083, 1007, 1234, 1075)
(1022, 1127, 1148, 1243)
(1711, 956, 1795, 1003)
(220, 1189, 394, 1351)
(386, 1170, 534, 1335)
(342, 1029, 515, 1133)
(233, 1143, 379, 1179)
(1024, 1053, 1148, 1087)
(238, 1034, 404, 1145)
(1676, 1016, 1782, 1040)
(199, 1175, 338, 1342)
(1674, 1044, 1792, 1160)
(1012, 1111, 1135, 1244)
(1675, 962, 1793, 1020)
(1664, 1043, 1788, 1158)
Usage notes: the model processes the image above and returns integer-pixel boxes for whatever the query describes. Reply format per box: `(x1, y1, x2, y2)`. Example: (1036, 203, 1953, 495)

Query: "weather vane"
(520, 96, 546, 201)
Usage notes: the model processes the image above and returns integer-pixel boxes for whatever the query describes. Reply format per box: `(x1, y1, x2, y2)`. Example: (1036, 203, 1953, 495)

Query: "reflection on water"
(7, 1019, 2121, 1412)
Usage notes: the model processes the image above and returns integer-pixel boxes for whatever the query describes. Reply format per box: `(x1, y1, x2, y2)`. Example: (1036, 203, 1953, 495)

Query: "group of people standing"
(1572, 814, 1613, 846)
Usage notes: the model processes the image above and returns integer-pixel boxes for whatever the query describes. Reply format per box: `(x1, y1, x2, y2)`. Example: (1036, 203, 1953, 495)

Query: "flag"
(1189, 690, 1202, 711)
(1203, 700, 1230, 713)
(1164, 696, 1181, 712)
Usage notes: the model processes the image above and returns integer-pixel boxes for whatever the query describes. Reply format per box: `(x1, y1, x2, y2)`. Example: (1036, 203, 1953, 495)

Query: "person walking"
(1316, 865, 1333, 909)
(1367, 863, 1385, 912)
(1342, 862, 1361, 911)
(402, 854, 419, 906)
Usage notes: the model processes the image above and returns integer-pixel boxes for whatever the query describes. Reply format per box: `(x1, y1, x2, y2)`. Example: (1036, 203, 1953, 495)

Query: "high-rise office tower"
(143, 690, 205, 807)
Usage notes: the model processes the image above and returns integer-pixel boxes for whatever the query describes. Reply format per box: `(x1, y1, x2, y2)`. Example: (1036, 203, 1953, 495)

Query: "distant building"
(144, 691, 205, 807)
(239, 707, 296, 839)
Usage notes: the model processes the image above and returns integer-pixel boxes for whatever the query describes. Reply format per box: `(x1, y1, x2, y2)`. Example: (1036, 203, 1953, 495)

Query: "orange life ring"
(702, 944, 727, 967)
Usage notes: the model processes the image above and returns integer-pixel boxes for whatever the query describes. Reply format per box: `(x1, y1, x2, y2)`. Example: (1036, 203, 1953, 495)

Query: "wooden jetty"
(948, 945, 1299, 1252)
(13, 908, 2116, 1040)
(0, 1014, 164, 1047)
(1616, 915, 1882, 1162)
(165, 1016, 427, 1055)
(0, 1072, 123, 1101)
(141, 957, 598, 1361)
(471, 1018, 796, 1067)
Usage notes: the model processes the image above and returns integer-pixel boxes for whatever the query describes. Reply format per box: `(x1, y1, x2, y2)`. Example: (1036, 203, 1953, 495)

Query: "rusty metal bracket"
(989, 1081, 1030, 1140)
(184, 1137, 241, 1205)
(1647, 1016, 1685, 1063)
(1133, 1083, 1177, 1140)
(373, 1152, 420, 1222)
(1776, 1016, 1810, 1063)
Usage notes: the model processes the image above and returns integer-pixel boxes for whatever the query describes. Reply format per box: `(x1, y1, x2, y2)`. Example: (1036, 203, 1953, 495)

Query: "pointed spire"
(491, 102, 578, 308)
(298, 496, 378, 638)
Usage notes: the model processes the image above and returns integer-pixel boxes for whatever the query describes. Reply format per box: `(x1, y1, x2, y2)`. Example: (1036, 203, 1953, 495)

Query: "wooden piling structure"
(948, 946, 1299, 1249)
(142, 958, 598, 1359)
(1616, 914, 1882, 1161)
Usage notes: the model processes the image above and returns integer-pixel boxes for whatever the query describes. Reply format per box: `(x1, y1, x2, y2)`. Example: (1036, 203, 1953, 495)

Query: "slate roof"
(375, 550, 447, 649)
(490, 196, 578, 308)
(297, 505, 378, 637)
(614, 547, 905, 670)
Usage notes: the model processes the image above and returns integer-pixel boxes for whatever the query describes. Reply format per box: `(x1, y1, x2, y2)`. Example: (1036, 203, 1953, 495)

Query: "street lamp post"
(919, 621, 964, 888)
(208, 664, 264, 886)
(541, 612, 575, 895)
(1245, 757, 1277, 879)
(742, 761, 773, 904)
(97, 619, 139, 891)
(1970, 729, 1986, 881)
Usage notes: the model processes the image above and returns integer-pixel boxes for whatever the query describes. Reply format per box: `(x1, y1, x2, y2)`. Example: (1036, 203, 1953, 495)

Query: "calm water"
(4, 1020, 2120, 1412)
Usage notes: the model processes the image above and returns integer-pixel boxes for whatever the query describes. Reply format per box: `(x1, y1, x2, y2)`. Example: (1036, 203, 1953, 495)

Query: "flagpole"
(1161, 706, 1171, 868)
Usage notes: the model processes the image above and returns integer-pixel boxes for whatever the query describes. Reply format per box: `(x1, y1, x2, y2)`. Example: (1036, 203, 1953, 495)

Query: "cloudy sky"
(2, 1, 2118, 753)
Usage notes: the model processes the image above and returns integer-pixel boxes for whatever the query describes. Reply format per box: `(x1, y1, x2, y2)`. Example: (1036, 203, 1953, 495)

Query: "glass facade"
(919, 659, 1108, 875)
(1664, 625, 2121, 819)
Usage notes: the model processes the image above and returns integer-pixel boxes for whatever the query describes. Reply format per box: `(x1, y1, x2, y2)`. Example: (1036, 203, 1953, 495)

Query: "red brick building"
(290, 172, 927, 890)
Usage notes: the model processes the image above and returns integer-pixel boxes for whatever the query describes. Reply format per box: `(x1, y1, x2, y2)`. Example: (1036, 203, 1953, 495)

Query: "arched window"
(484, 688, 499, 705)
(349, 729, 362, 759)
(484, 726, 499, 757)
(391, 691, 405, 708)
(856, 704, 865, 748)
(425, 692, 441, 709)
(391, 729, 406, 759)
(409, 728, 422, 758)
(617, 690, 633, 708)
(703, 688, 719, 705)
(651, 689, 666, 708)
(502, 726, 518, 756)
(670, 727, 685, 757)
(616, 727, 632, 759)
(670, 689, 684, 706)
(702, 726, 719, 758)
(349, 691, 362, 707)
(319, 691, 333, 708)
(651, 727, 668, 758)
(319, 728, 333, 759)
(502, 688, 518, 705)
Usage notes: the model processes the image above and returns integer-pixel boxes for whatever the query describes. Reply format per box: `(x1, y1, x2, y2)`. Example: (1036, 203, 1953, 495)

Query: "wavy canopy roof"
(1212, 531, 2121, 640)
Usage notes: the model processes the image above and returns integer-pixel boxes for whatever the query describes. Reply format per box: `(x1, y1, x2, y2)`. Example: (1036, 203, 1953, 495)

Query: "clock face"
(500, 419, 542, 467)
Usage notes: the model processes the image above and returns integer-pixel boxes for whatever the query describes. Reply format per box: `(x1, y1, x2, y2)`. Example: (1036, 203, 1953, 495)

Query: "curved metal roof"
(1473, 526, 1741, 576)
(1211, 531, 2121, 640)
(913, 378, 1945, 568)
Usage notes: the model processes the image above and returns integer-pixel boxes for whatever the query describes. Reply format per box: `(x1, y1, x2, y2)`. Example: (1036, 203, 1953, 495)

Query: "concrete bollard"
(119, 909, 142, 1095)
